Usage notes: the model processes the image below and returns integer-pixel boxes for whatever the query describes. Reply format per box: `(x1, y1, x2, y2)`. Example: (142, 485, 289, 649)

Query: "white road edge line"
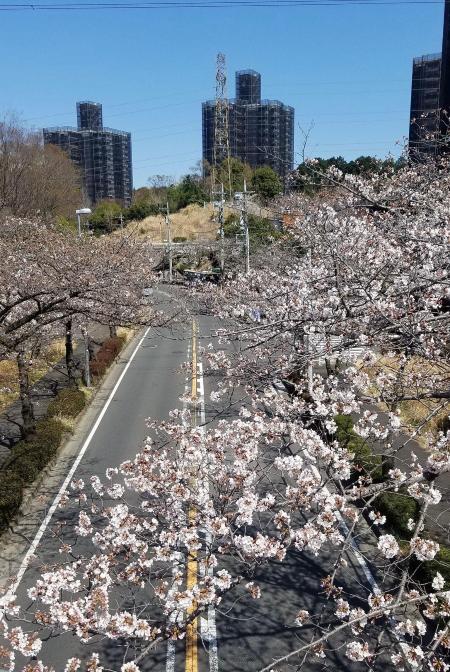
(9, 326, 152, 596)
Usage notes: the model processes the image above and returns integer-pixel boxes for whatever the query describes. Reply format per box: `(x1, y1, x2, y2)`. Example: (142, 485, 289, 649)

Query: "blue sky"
(0, 1, 444, 186)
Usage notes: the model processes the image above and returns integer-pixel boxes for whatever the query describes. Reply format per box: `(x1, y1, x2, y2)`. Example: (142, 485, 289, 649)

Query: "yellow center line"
(186, 318, 198, 672)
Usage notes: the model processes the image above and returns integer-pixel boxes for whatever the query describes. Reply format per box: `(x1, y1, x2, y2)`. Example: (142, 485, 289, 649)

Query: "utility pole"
(242, 179, 250, 274)
(81, 326, 91, 388)
(75, 207, 93, 387)
(305, 247, 313, 394)
(165, 201, 173, 283)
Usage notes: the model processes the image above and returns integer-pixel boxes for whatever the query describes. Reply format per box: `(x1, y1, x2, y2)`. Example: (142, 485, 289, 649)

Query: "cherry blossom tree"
(0, 161, 449, 671)
(0, 217, 158, 437)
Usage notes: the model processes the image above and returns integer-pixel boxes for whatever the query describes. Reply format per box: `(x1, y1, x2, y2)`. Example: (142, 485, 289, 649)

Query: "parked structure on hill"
(43, 102, 132, 206)
(202, 70, 294, 181)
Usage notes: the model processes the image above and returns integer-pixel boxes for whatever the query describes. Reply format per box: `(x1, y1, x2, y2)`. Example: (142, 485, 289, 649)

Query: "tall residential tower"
(409, 1, 450, 157)
(409, 54, 441, 159)
(43, 102, 133, 206)
(202, 70, 294, 181)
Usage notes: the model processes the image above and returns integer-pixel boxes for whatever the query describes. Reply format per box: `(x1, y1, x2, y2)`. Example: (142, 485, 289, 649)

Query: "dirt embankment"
(128, 203, 234, 243)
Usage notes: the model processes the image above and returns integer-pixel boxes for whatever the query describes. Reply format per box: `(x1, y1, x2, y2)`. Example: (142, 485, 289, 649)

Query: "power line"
(0, 0, 443, 9)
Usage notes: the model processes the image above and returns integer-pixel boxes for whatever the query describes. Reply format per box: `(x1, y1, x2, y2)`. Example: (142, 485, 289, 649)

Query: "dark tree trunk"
(65, 319, 77, 387)
(17, 350, 35, 440)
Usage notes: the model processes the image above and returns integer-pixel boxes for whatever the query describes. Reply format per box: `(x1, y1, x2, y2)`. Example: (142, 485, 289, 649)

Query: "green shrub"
(334, 414, 383, 481)
(34, 418, 65, 451)
(173, 236, 187, 243)
(375, 491, 420, 540)
(47, 388, 86, 419)
(0, 472, 24, 532)
(418, 545, 450, 589)
(0, 418, 65, 531)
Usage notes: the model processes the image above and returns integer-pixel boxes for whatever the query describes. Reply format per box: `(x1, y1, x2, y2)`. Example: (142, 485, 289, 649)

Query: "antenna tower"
(212, 52, 232, 197)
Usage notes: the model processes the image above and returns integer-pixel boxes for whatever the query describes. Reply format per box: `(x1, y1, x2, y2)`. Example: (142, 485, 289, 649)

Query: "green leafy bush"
(418, 545, 450, 589)
(334, 414, 383, 480)
(0, 472, 24, 531)
(375, 491, 420, 540)
(34, 418, 65, 451)
(0, 418, 65, 532)
(47, 388, 86, 419)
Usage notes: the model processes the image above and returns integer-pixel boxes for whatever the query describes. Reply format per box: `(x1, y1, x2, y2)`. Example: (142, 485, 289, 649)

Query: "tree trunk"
(17, 350, 35, 440)
(65, 319, 77, 387)
(109, 324, 117, 338)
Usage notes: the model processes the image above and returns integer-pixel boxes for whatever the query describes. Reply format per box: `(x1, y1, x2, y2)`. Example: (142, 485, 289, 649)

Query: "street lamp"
(75, 208, 92, 237)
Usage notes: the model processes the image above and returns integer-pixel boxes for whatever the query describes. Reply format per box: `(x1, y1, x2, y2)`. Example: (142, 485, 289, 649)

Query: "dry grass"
(130, 204, 233, 243)
(117, 327, 134, 343)
(359, 355, 450, 448)
(0, 338, 68, 414)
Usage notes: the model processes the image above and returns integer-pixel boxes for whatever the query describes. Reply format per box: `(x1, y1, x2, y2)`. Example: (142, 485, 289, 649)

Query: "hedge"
(334, 414, 383, 481)
(418, 545, 450, 590)
(375, 490, 420, 540)
(90, 336, 125, 381)
(47, 388, 86, 419)
(0, 418, 65, 532)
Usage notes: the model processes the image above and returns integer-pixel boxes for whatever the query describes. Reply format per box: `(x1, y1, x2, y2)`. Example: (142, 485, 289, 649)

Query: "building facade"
(439, 0, 450, 121)
(43, 102, 132, 206)
(409, 54, 442, 159)
(202, 70, 294, 181)
(409, 1, 450, 158)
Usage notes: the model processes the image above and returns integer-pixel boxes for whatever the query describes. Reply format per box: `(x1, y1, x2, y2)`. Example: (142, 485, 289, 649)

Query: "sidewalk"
(0, 324, 110, 465)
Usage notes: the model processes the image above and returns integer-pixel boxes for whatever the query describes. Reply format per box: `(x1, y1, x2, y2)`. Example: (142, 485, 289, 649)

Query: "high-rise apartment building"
(408, 54, 441, 159)
(202, 70, 294, 181)
(43, 102, 132, 206)
(409, 1, 450, 158)
(439, 0, 450, 120)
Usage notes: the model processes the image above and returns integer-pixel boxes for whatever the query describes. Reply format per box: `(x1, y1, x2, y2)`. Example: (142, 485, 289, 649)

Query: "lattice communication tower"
(212, 52, 232, 196)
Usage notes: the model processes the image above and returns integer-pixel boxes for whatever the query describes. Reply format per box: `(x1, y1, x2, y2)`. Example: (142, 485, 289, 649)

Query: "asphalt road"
(3, 308, 377, 672)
